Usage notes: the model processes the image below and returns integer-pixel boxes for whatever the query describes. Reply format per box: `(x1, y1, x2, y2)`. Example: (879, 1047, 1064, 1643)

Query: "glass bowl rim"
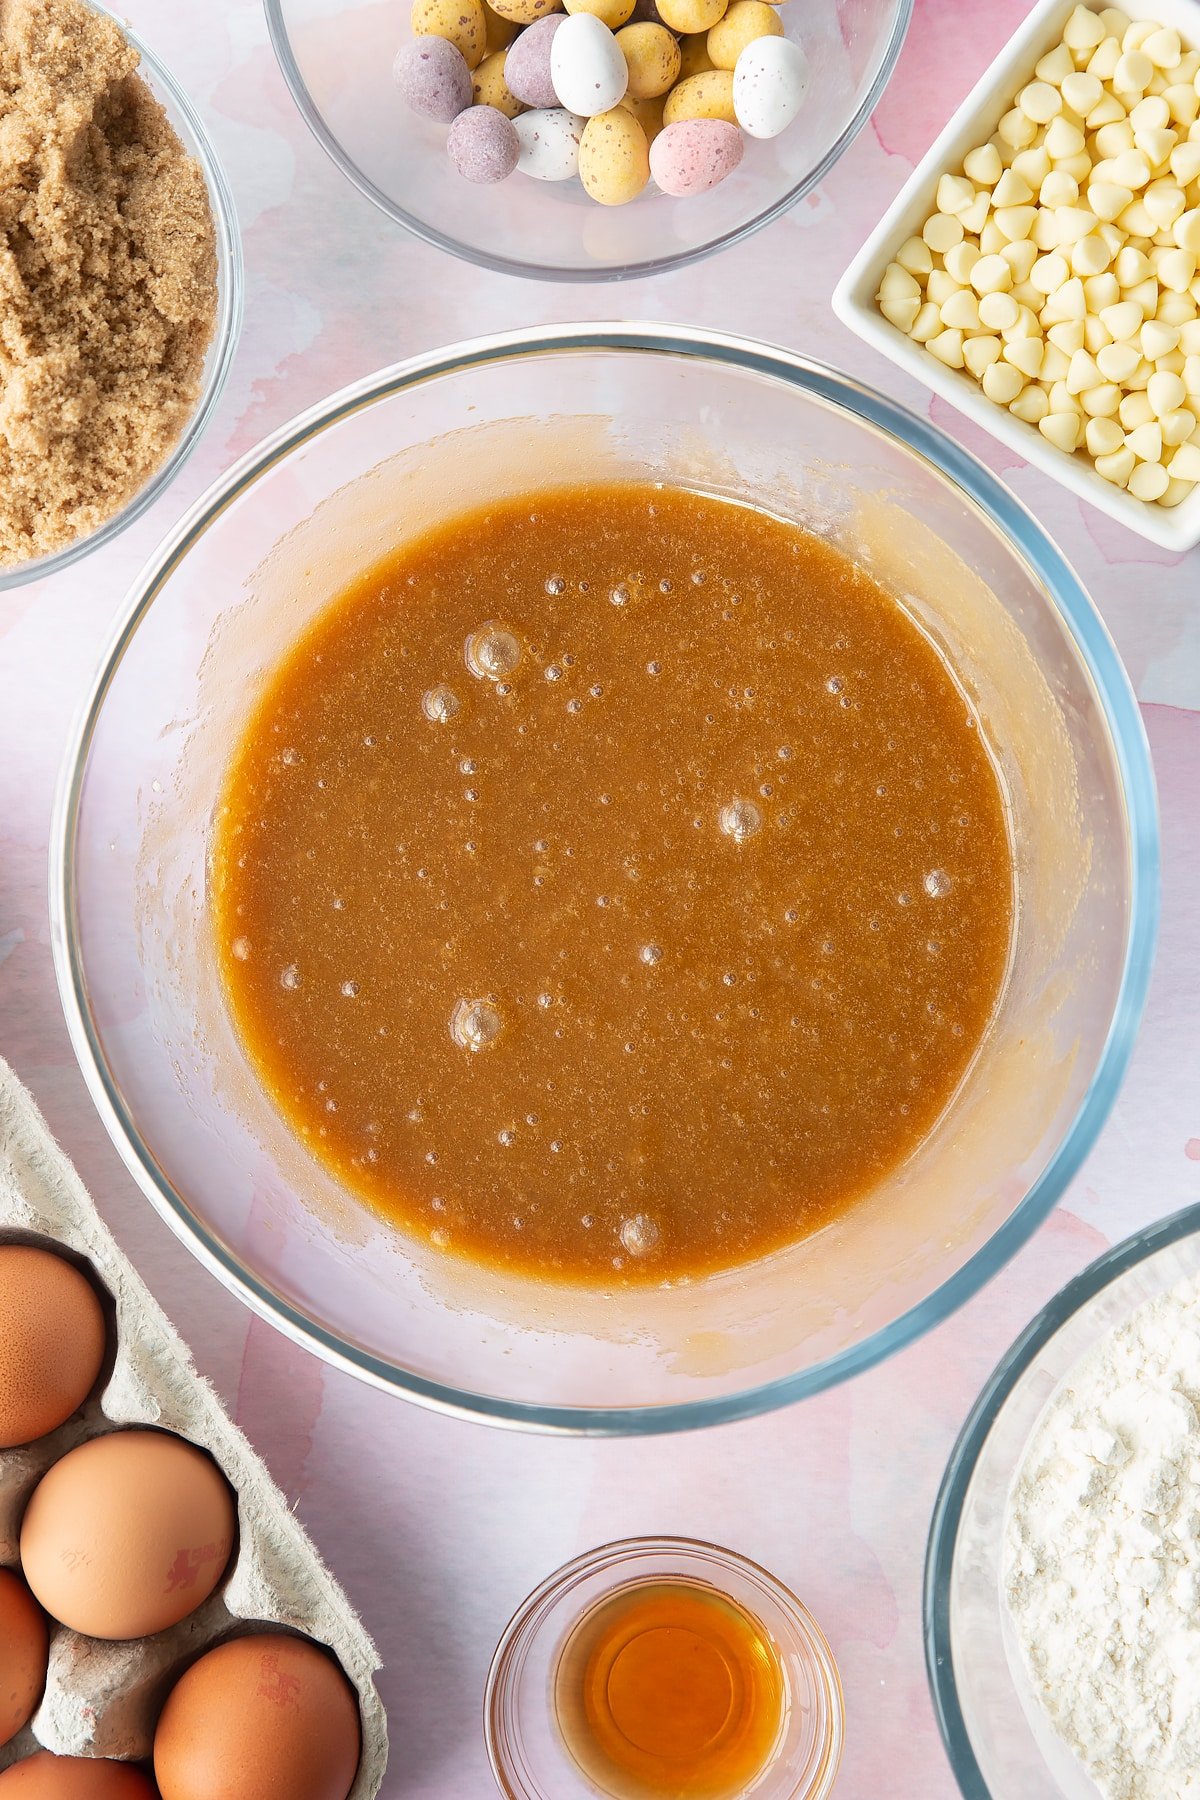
(923, 1198, 1200, 1800)
(262, 0, 914, 284)
(0, 0, 245, 593)
(483, 1531, 845, 1800)
(49, 322, 1161, 1436)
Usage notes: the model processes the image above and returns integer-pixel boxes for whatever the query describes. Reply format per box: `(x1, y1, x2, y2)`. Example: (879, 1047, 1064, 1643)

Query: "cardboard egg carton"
(0, 1056, 387, 1794)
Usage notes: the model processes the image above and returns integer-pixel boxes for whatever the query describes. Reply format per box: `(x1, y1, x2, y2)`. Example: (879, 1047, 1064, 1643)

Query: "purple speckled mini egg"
(649, 117, 742, 195)
(394, 35, 474, 122)
(447, 104, 521, 181)
(503, 14, 564, 108)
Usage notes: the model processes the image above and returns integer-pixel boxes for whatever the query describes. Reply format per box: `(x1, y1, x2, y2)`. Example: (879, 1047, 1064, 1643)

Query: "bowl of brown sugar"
(0, 0, 242, 588)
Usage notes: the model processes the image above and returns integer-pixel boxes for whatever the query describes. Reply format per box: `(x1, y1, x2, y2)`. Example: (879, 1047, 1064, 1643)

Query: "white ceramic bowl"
(833, 0, 1200, 553)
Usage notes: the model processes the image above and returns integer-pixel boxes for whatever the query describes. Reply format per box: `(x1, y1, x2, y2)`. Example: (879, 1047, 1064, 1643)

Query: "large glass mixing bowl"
(264, 0, 910, 280)
(50, 326, 1159, 1433)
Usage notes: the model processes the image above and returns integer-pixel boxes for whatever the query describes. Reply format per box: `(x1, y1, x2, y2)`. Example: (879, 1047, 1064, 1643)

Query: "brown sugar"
(0, 0, 218, 568)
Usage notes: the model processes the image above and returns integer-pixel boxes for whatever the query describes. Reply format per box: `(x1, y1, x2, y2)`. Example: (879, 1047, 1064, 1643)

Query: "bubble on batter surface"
(280, 963, 301, 990)
(620, 1213, 660, 1256)
(422, 684, 460, 723)
(450, 997, 503, 1051)
(231, 936, 252, 961)
(639, 943, 663, 966)
(719, 797, 762, 844)
(924, 868, 953, 898)
(466, 622, 522, 681)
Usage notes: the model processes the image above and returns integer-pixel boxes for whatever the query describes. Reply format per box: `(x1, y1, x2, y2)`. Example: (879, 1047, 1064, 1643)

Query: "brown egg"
(0, 1246, 107, 1448)
(19, 1430, 235, 1640)
(153, 1634, 361, 1800)
(0, 1752, 157, 1796)
(0, 1568, 48, 1747)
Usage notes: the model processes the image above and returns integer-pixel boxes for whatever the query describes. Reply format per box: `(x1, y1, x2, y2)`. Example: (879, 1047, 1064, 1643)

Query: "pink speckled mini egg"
(649, 117, 742, 195)
(394, 35, 473, 121)
(504, 14, 564, 107)
(447, 104, 521, 180)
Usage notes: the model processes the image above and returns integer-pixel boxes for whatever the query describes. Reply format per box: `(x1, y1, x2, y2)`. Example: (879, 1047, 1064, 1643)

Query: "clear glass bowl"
(264, 0, 911, 281)
(51, 324, 1159, 1433)
(0, 0, 243, 593)
(925, 1203, 1200, 1800)
(485, 1537, 844, 1799)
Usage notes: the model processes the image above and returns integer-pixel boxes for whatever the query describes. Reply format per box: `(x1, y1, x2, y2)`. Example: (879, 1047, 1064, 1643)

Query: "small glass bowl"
(485, 1536, 844, 1799)
(925, 1202, 1200, 1798)
(265, 0, 911, 282)
(0, 0, 243, 592)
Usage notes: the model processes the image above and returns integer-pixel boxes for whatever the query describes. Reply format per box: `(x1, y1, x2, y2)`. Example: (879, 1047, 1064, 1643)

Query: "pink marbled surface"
(1, 0, 1199, 1793)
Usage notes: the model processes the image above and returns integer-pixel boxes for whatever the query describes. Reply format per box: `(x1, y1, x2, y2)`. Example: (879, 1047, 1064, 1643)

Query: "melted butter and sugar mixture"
(214, 483, 1014, 1284)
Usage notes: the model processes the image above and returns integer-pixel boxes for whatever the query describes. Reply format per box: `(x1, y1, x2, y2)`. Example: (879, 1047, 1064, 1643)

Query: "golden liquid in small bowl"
(554, 1578, 787, 1800)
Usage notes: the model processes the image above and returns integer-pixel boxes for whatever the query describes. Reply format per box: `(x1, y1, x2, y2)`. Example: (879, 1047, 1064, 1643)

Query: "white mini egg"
(732, 35, 808, 139)
(514, 106, 588, 178)
(551, 13, 629, 117)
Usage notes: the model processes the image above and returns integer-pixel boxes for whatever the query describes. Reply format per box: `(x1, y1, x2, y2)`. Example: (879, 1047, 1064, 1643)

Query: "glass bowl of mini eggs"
(265, 0, 911, 279)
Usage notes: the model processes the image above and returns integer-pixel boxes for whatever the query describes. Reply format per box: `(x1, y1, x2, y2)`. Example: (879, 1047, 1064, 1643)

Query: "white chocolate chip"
(1125, 419, 1163, 459)
(937, 173, 976, 215)
(927, 328, 966, 368)
(1040, 410, 1082, 451)
(1128, 459, 1170, 498)
(964, 142, 1003, 185)
(1095, 445, 1137, 483)
(1148, 367, 1187, 412)
(1086, 415, 1125, 455)
(982, 360, 1025, 404)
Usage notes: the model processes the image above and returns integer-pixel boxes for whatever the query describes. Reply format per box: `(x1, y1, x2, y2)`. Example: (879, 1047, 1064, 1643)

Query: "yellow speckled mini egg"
(579, 105, 650, 202)
(487, 0, 561, 24)
(707, 0, 779, 68)
(614, 21, 679, 96)
(483, 0, 519, 48)
(663, 65, 735, 123)
(676, 30, 715, 77)
(564, 0, 635, 27)
(411, 0, 487, 66)
(472, 49, 524, 113)
(620, 90, 666, 141)
(654, 0, 725, 37)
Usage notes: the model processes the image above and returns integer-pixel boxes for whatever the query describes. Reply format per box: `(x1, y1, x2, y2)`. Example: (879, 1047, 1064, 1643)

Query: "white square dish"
(833, 0, 1200, 553)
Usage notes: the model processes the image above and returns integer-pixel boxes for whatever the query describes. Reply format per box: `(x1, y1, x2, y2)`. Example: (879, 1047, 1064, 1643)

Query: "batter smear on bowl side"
(212, 483, 1014, 1283)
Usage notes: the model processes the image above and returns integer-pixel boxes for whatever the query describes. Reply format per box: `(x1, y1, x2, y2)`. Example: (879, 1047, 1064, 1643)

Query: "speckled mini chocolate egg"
(153, 1634, 361, 1800)
(732, 32, 808, 137)
(654, 0, 725, 36)
(448, 104, 521, 179)
(513, 105, 586, 177)
(488, 0, 560, 26)
(614, 20, 679, 96)
(0, 1569, 47, 1749)
(0, 1243, 106, 1449)
(472, 47, 524, 113)
(707, 0, 779, 69)
(504, 14, 564, 106)
(394, 35, 473, 119)
(677, 29, 715, 76)
(410, 0, 487, 66)
(663, 66, 735, 123)
(649, 115, 742, 193)
(620, 89, 666, 141)
(579, 105, 650, 202)
(550, 11, 628, 115)
(563, 0, 634, 28)
(483, 0, 520, 47)
(0, 1755, 157, 1798)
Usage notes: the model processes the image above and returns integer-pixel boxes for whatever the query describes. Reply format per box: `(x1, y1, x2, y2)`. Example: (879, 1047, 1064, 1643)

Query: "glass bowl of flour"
(926, 1202, 1200, 1799)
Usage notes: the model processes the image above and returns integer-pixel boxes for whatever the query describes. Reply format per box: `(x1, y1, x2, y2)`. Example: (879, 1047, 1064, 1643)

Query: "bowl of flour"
(926, 1201, 1200, 1800)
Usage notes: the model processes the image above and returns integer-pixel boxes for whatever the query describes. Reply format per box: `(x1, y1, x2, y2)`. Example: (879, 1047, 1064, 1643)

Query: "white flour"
(1005, 1270, 1200, 1800)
